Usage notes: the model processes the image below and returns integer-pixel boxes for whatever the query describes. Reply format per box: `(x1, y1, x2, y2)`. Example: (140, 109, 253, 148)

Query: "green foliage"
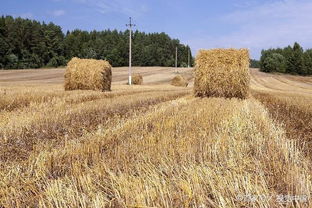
(250, 59, 260, 68)
(57, 56, 67, 66)
(47, 57, 59, 68)
(5, 54, 18, 69)
(0, 16, 193, 69)
(0, 16, 64, 69)
(20, 50, 42, 68)
(180, 62, 188, 67)
(260, 42, 312, 75)
(262, 53, 286, 73)
(287, 42, 304, 74)
(47, 56, 66, 68)
(82, 48, 97, 59)
(303, 49, 312, 75)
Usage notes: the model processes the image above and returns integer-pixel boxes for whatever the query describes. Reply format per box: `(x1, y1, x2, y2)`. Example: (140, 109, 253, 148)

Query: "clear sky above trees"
(2, 0, 312, 59)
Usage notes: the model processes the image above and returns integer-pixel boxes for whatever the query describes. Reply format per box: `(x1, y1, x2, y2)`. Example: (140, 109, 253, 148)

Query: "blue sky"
(1, 0, 312, 59)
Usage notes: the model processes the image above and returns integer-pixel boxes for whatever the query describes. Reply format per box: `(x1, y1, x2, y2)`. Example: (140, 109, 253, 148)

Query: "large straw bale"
(131, 74, 143, 85)
(171, 75, 188, 87)
(64, 57, 112, 91)
(194, 49, 250, 99)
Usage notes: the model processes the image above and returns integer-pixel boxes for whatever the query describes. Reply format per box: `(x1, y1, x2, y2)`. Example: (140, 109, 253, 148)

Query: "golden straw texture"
(64, 57, 112, 91)
(194, 49, 250, 99)
(171, 75, 188, 87)
(131, 73, 143, 85)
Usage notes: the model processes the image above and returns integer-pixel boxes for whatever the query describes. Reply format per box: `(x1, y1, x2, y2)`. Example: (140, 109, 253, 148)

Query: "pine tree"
(303, 49, 312, 75)
(287, 42, 304, 74)
(0, 16, 193, 69)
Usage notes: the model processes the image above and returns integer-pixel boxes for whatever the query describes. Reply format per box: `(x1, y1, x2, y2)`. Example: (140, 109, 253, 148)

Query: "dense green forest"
(0, 16, 193, 69)
(260, 42, 312, 75)
(250, 59, 260, 68)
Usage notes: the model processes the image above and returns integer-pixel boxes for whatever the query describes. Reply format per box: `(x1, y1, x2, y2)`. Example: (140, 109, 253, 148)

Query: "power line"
(126, 17, 136, 85)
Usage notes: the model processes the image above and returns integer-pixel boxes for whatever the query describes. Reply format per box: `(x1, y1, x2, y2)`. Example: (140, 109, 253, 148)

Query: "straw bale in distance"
(131, 74, 143, 85)
(64, 57, 112, 91)
(194, 49, 250, 99)
(171, 75, 188, 87)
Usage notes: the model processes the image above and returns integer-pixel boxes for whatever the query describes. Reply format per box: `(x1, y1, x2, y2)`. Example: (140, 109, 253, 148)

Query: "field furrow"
(1, 96, 311, 208)
(0, 88, 190, 163)
(1, 67, 312, 208)
(0, 85, 187, 112)
(252, 90, 312, 157)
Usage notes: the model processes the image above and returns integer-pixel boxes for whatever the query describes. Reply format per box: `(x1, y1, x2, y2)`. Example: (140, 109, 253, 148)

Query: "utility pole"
(126, 17, 135, 85)
(175, 46, 178, 73)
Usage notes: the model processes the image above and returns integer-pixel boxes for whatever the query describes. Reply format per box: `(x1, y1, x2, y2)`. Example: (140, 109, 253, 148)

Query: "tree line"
(250, 59, 260, 68)
(259, 42, 312, 75)
(0, 16, 193, 69)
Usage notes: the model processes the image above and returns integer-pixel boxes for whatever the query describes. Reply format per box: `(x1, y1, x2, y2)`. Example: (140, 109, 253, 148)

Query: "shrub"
(47, 57, 59, 68)
(5, 54, 18, 69)
(263, 53, 287, 73)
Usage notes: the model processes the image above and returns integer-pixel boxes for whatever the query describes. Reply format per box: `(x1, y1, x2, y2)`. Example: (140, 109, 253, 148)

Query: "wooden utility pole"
(126, 17, 135, 85)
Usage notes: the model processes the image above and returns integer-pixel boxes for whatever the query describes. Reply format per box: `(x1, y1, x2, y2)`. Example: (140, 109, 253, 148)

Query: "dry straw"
(171, 75, 188, 87)
(64, 57, 112, 91)
(194, 48, 250, 99)
(131, 74, 143, 85)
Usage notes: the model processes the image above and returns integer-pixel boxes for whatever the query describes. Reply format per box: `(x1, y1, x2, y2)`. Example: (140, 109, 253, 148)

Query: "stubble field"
(0, 67, 311, 208)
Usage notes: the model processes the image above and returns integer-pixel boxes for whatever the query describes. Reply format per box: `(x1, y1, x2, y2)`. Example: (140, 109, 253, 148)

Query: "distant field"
(0, 66, 194, 86)
(250, 68, 312, 95)
(0, 67, 311, 207)
(250, 68, 312, 159)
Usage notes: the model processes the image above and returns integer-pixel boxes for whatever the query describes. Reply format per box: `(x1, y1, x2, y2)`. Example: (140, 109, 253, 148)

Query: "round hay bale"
(194, 48, 250, 99)
(171, 75, 188, 87)
(64, 57, 112, 91)
(131, 74, 143, 85)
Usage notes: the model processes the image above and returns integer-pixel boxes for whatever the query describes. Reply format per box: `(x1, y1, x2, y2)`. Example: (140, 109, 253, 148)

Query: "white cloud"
(74, 0, 148, 17)
(50, 9, 66, 17)
(233, 0, 261, 8)
(188, 0, 312, 58)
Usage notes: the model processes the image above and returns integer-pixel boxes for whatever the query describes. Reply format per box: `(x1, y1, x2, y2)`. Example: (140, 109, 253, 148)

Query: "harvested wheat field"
(0, 67, 312, 207)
